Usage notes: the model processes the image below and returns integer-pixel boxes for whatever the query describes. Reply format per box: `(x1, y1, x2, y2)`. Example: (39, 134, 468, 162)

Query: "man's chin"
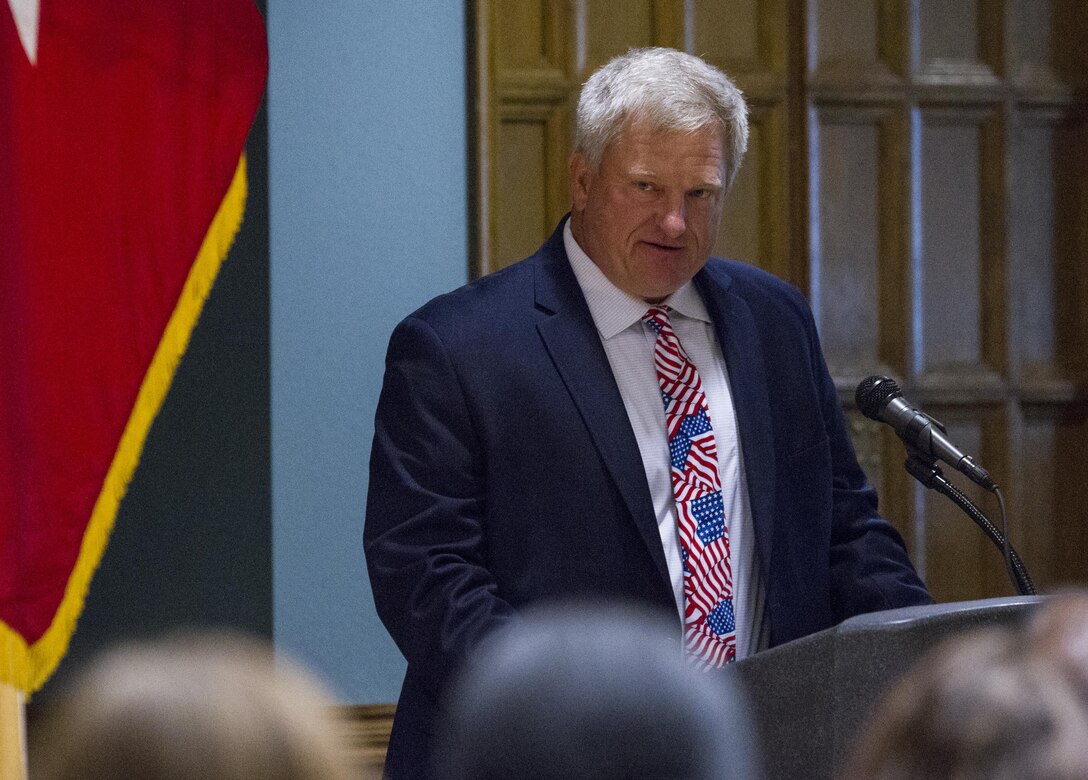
(630, 266, 703, 303)
(634, 281, 684, 305)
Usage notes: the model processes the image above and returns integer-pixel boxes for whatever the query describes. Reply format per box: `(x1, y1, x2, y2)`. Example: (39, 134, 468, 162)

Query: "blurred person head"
(568, 47, 748, 303)
(1027, 590, 1088, 696)
(31, 631, 356, 780)
(841, 625, 1088, 780)
(434, 603, 761, 780)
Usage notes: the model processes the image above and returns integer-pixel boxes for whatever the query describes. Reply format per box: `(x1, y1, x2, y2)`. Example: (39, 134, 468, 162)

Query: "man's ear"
(569, 151, 592, 212)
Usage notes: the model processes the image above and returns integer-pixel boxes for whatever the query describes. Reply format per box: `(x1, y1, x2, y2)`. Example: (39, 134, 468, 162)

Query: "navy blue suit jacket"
(364, 220, 931, 779)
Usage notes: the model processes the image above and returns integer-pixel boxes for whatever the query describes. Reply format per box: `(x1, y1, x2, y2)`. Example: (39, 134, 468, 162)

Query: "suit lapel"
(531, 224, 671, 588)
(696, 265, 776, 583)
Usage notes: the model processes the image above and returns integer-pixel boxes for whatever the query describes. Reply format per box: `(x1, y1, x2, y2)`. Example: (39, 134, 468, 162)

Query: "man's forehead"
(607, 124, 725, 176)
(624, 159, 724, 184)
(607, 119, 722, 153)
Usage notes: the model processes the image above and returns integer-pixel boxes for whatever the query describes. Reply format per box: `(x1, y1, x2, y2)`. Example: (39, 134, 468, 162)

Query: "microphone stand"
(903, 449, 1036, 596)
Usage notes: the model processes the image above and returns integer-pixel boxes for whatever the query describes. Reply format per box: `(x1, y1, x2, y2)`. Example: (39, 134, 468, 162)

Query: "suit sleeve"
(799, 305, 933, 618)
(364, 314, 517, 698)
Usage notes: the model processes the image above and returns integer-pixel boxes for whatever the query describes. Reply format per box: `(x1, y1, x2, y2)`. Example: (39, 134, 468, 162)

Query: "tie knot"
(642, 305, 671, 333)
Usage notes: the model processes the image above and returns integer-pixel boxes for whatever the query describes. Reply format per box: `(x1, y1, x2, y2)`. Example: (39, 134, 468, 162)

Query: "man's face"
(569, 121, 727, 303)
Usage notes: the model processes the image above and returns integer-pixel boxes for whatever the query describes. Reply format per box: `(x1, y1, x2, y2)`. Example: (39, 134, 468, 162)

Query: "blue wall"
(267, 3, 467, 703)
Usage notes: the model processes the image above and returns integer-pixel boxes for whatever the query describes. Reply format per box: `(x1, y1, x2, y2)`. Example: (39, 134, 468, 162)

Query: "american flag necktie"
(643, 305, 736, 668)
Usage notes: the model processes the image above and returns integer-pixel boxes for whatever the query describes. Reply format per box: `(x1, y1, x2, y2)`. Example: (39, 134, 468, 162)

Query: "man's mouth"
(642, 241, 683, 252)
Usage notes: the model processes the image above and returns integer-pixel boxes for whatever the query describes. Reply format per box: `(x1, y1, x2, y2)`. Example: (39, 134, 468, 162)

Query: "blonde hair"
(32, 632, 355, 780)
(842, 626, 1088, 780)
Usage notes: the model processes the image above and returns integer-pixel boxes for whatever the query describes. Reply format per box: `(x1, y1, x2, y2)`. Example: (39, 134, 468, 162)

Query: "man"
(365, 47, 931, 779)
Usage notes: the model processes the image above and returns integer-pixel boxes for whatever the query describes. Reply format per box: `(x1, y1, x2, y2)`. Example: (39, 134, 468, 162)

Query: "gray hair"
(436, 604, 762, 780)
(574, 47, 749, 188)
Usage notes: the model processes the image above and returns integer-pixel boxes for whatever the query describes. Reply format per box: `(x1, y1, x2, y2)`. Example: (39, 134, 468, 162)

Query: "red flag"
(0, 1, 267, 692)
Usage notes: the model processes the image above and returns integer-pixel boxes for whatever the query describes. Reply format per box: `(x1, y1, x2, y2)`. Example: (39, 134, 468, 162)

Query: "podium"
(733, 596, 1043, 779)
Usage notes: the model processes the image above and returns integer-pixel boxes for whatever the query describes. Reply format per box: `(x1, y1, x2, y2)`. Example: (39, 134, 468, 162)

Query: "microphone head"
(855, 375, 902, 421)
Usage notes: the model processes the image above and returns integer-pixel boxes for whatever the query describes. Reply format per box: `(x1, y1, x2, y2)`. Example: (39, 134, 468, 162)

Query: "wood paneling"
(817, 117, 882, 367)
(476, 0, 572, 274)
(581, 1, 656, 71)
(1011, 114, 1060, 373)
(816, 0, 879, 67)
(337, 704, 394, 779)
(716, 104, 789, 277)
(473, 0, 1088, 609)
(812, 106, 905, 380)
(696, 0, 787, 86)
(919, 112, 988, 372)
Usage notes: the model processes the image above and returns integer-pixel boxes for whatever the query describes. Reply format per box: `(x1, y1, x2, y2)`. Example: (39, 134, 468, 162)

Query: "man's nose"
(658, 195, 686, 237)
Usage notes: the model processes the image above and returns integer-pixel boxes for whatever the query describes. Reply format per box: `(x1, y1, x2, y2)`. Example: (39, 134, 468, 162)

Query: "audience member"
(31, 631, 357, 780)
(1027, 590, 1088, 696)
(434, 604, 762, 780)
(842, 613, 1088, 780)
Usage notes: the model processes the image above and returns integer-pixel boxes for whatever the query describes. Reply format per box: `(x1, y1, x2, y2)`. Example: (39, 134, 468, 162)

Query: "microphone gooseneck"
(855, 375, 1034, 595)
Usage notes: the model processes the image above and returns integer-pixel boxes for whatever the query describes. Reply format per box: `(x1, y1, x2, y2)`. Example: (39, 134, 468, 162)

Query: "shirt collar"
(563, 218, 711, 339)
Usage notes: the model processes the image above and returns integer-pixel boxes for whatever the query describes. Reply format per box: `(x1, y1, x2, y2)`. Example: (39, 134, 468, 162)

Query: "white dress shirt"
(564, 220, 768, 659)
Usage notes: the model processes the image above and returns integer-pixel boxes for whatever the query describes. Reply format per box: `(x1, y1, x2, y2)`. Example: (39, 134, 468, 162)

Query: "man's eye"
(690, 189, 711, 199)
(635, 181, 653, 191)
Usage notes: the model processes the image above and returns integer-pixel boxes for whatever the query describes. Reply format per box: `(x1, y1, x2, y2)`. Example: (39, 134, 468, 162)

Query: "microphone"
(855, 376, 997, 492)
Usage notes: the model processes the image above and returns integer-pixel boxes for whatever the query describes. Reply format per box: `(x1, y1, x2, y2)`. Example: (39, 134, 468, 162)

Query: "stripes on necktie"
(643, 305, 736, 668)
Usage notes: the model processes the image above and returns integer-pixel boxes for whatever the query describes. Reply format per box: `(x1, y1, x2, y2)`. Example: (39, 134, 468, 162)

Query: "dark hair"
(435, 603, 760, 780)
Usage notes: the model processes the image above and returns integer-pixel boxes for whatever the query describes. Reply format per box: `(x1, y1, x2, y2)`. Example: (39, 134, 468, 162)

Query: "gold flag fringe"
(0, 154, 250, 693)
